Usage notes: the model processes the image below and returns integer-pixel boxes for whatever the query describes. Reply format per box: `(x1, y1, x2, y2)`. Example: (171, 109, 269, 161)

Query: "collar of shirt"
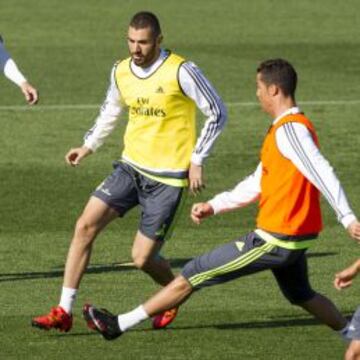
(130, 48, 169, 78)
(272, 106, 301, 125)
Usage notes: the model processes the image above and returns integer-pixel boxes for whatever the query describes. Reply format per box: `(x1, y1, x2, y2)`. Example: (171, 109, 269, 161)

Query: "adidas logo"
(155, 86, 164, 93)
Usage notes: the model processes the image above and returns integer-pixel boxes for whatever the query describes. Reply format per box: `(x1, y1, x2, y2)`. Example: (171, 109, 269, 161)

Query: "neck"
(269, 98, 296, 118)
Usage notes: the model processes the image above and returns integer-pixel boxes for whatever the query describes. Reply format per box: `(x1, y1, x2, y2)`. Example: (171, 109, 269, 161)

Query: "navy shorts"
(93, 161, 185, 241)
(182, 231, 316, 304)
(348, 306, 360, 340)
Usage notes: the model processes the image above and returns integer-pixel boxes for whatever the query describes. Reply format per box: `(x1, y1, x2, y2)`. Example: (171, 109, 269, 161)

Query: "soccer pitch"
(1, 0, 360, 359)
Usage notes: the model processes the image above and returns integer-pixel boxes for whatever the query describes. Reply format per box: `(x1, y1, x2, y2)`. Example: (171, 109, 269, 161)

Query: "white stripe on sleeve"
(275, 122, 356, 228)
(179, 62, 227, 165)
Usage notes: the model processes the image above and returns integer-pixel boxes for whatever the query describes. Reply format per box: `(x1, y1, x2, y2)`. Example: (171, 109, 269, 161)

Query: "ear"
(268, 84, 279, 96)
(156, 34, 163, 46)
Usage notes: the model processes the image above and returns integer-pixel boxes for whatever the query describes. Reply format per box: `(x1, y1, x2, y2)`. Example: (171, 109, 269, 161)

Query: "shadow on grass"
(307, 251, 337, 258)
(0, 252, 335, 283)
(36, 317, 325, 340)
(0, 258, 193, 283)
(141, 312, 353, 332)
(38, 311, 354, 340)
(48, 332, 98, 338)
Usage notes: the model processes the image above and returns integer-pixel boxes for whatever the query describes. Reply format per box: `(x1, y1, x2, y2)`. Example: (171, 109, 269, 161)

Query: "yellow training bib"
(115, 51, 196, 180)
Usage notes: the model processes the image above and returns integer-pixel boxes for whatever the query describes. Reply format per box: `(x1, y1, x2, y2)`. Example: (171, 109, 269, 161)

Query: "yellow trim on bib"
(255, 229, 315, 250)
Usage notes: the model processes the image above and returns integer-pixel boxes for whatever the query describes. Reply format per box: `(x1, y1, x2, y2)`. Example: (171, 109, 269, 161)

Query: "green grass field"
(1, 0, 360, 359)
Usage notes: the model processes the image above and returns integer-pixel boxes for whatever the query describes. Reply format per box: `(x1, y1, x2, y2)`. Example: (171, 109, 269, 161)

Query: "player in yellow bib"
(32, 11, 227, 332)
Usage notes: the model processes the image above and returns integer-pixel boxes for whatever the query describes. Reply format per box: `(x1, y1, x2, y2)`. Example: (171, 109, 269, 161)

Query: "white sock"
(337, 322, 351, 342)
(59, 287, 77, 314)
(117, 305, 149, 332)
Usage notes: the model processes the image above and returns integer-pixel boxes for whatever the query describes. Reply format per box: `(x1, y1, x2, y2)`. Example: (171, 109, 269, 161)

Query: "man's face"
(256, 73, 273, 113)
(127, 26, 160, 67)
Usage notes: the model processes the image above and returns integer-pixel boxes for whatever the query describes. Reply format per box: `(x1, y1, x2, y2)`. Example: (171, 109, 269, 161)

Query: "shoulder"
(179, 61, 206, 83)
(278, 114, 313, 128)
(167, 51, 186, 64)
(275, 121, 310, 135)
(275, 121, 315, 148)
(113, 57, 130, 71)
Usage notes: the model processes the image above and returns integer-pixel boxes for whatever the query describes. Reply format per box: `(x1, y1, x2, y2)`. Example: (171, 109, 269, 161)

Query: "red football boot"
(152, 307, 178, 329)
(31, 306, 72, 332)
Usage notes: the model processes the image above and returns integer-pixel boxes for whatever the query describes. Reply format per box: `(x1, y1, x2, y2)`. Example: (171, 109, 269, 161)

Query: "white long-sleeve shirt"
(209, 107, 356, 229)
(0, 40, 27, 86)
(83, 49, 227, 166)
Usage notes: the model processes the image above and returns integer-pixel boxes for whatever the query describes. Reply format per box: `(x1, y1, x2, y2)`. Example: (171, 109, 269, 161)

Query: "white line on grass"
(227, 99, 360, 107)
(0, 99, 360, 111)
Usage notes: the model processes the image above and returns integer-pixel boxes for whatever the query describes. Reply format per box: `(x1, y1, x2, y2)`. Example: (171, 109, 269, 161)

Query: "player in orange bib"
(83, 59, 360, 342)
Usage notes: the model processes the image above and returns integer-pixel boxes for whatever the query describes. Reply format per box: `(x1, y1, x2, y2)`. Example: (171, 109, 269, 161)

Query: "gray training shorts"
(93, 161, 185, 241)
(348, 306, 360, 340)
(182, 231, 316, 304)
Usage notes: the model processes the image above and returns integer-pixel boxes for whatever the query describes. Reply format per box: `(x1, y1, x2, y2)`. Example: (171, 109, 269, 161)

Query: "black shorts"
(93, 161, 185, 241)
(182, 231, 316, 304)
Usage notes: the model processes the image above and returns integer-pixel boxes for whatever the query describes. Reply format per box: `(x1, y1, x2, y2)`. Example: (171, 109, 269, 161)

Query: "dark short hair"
(257, 59, 297, 98)
(129, 11, 161, 38)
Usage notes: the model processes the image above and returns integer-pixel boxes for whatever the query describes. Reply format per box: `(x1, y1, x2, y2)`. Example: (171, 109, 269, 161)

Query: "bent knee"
(74, 217, 99, 243)
(281, 289, 316, 305)
(132, 253, 153, 270)
(171, 275, 193, 293)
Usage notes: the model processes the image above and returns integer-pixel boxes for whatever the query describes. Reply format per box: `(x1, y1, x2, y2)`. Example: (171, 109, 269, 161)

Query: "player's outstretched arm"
(334, 258, 360, 290)
(20, 81, 38, 105)
(65, 146, 92, 167)
(191, 202, 214, 225)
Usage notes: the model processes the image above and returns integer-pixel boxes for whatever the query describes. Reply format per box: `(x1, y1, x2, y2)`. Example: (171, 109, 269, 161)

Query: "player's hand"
(334, 261, 360, 290)
(189, 163, 205, 196)
(65, 146, 92, 167)
(191, 202, 214, 225)
(347, 220, 360, 242)
(20, 81, 39, 105)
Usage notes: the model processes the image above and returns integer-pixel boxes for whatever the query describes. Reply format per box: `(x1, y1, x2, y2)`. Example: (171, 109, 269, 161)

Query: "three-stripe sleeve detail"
(282, 123, 343, 218)
(182, 63, 224, 154)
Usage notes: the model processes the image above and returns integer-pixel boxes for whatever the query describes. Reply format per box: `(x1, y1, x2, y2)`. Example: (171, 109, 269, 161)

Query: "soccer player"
(334, 260, 360, 360)
(83, 58, 360, 341)
(31, 11, 227, 332)
(0, 35, 38, 105)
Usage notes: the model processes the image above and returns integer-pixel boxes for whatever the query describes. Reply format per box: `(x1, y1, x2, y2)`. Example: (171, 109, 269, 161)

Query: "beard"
(131, 44, 158, 68)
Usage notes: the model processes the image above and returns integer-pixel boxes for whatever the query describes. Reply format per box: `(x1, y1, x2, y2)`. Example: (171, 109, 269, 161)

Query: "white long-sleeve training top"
(83, 49, 227, 166)
(0, 40, 27, 86)
(209, 107, 356, 229)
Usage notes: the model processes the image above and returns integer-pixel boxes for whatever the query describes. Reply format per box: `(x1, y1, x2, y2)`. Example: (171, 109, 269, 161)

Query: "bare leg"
(345, 340, 360, 360)
(131, 231, 175, 286)
(143, 275, 193, 317)
(300, 293, 347, 330)
(63, 196, 119, 289)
